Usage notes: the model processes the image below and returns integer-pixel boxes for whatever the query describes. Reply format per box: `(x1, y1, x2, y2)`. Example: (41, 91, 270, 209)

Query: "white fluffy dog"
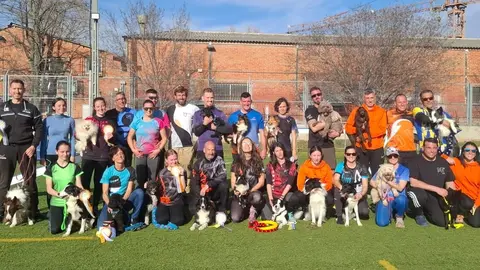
(303, 179, 327, 227)
(371, 163, 397, 206)
(75, 119, 98, 156)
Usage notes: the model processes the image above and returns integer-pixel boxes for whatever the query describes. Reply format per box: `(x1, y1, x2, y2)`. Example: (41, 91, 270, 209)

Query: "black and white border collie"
(271, 198, 288, 229)
(303, 178, 327, 227)
(3, 187, 33, 227)
(59, 183, 95, 237)
(340, 185, 362, 227)
(144, 180, 160, 225)
(190, 196, 216, 231)
(234, 176, 250, 208)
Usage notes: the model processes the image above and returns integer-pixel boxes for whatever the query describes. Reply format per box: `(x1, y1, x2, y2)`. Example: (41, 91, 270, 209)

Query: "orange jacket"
(386, 109, 416, 152)
(345, 104, 387, 150)
(448, 157, 480, 207)
(297, 159, 333, 192)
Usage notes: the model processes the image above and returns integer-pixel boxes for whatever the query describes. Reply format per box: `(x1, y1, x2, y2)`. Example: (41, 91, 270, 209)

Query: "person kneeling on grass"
(262, 142, 298, 221)
(153, 149, 187, 229)
(370, 147, 409, 228)
(96, 146, 144, 230)
(230, 137, 265, 223)
(443, 142, 480, 227)
(45, 141, 84, 234)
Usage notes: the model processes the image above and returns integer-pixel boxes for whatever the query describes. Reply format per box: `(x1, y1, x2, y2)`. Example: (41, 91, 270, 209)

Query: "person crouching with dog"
(44, 141, 84, 234)
(294, 146, 334, 219)
(96, 146, 144, 230)
(230, 137, 265, 223)
(332, 146, 369, 225)
(153, 149, 187, 229)
(262, 142, 298, 221)
(189, 141, 229, 217)
(370, 147, 409, 228)
(442, 142, 480, 227)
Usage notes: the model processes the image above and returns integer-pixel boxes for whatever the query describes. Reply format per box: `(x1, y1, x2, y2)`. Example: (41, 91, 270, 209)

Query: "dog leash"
(16, 153, 34, 187)
(61, 205, 68, 230)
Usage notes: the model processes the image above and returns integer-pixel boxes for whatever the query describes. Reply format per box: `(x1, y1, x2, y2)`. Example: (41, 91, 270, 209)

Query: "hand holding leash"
(25, 145, 35, 158)
(436, 187, 448, 197)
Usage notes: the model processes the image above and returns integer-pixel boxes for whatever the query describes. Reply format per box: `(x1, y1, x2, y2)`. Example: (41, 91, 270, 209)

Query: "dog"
(229, 114, 249, 147)
(340, 185, 362, 227)
(265, 115, 281, 152)
(371, 164, 397, 206)
(59, 183, 95, 237)
(271, 198, 288, 229)
(190, 196, 216, 231)
(348, 107, 371, 152)
(75, 119, 98, 156)
(202, 107, 230, 142)
(430, 107, 460, 153)
(144, 179, 160, 225)
(3, 187, 33, 227)
(107, 193, 125, 234)
(317, 101, 343, 139)
(234, 175, 250, 208)
(303, 178, 327, 227)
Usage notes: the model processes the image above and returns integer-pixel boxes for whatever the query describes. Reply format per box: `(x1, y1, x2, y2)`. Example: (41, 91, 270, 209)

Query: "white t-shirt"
(166, 103, 200, 148)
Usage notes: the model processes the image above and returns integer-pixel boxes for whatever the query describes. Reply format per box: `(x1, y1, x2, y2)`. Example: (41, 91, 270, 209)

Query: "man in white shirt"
(166, 86, 200, 193)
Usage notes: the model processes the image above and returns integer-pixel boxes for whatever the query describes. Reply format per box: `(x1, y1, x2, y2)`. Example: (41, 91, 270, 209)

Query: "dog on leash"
(340, 185, 362, 227)
(234, 175, 250, 208)
(144, 179, 160, 225)
(59, 183, 95, 237)
(303, 178, 327, 227)
(317, 100, 343, 139)
(75, 119, 99, 156)
(271, 198, 288, 229)
(107, 193, 125, 234)
(371, 164, 397, 206)
(3, 187, 33, 227)
(190, 196, 216, 231)
(348, 107, 371, 152)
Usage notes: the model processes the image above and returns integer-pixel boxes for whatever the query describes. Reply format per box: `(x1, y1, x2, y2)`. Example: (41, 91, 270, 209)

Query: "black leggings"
(81, 159, 108, 213)
(49, 205, 64, 234)
(155, 200, 185, 226)
(189, 181, 229, 215)
(333, 188, 369, 219)
(408, 187, 458, 227)
(230, 191, 264, 223)
(356, 147, 384, 176)
(458, 193, 480, 228)
(45, 155, 58, 209)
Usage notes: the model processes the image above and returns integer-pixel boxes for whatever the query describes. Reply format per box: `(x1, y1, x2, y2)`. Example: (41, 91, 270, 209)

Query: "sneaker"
(248, 206, 256, 223)
(395, 216, 405, 228)
(415, 215, 428, 227)
(336, 217, 344, 225)
(455, 215, 464, 224)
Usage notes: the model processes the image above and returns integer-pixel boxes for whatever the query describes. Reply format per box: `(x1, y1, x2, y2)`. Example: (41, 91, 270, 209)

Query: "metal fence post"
(2, 72, 8, 102)
(67, 74, 73, 117)
(467, 82, 473, 126)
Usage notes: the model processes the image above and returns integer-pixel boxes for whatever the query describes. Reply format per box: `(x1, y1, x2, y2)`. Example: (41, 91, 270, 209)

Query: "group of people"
(0, 79, 479, 236)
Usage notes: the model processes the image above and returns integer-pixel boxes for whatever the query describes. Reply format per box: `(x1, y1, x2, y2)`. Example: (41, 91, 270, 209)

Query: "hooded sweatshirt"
(297, 159, 333, 192)
(345, 104, 387, 150)
(448, 157, 480, 207)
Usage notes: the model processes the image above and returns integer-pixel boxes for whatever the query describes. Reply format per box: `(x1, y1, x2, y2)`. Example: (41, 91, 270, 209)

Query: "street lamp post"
(89, 0, 100, 111)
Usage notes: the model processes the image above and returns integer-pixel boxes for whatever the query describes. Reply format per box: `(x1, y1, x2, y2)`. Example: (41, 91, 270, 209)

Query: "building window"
(473, 86, 480, 104)
(39, 57, 67, 74)
(83, 56, 104, 76)
(211, 82, 248, 101)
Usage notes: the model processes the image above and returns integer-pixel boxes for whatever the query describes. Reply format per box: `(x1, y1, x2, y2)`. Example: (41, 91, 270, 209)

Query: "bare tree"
(301, 5, 451, 107)
(103, 0, 203, 108)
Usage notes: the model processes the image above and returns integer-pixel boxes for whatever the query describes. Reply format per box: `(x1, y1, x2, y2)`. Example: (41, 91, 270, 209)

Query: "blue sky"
(100, 0, 480, 37)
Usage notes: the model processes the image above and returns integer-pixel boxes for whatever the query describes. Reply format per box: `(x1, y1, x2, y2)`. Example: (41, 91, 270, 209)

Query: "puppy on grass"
(190, 196, 216, 231)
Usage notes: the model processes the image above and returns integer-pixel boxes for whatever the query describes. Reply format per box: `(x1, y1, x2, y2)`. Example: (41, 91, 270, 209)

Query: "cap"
(386, 147, 399, 157)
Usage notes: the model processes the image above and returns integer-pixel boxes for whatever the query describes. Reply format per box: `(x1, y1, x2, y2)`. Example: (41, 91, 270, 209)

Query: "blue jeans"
(375, 194, 408, 227)
(96, 188, 144, 229)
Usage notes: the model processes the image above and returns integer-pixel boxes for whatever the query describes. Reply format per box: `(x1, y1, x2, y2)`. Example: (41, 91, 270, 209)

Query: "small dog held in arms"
(316, 100, 343, 139)
(430, 107, 460, 152)
(75, 119, 99, 156)
(271, 198, 288, 229)
(107, 193, 125, 234)
(144, 179, 160, 225)
(303, 178, 327, 227)
(3, 187, 34, 227)
(190, 196, 216, 231)
(59, 183, 95, 237)
(230, 114, 249, 147)
(348, 107, 371, 152)
(371, 164, 397, 207)
(340, 185, 362, 227)
(234, 175, 250, 208)
(265, 115, 281, 151)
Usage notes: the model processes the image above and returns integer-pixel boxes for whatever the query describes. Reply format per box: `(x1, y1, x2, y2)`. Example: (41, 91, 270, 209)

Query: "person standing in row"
(273, 97, 298, 161)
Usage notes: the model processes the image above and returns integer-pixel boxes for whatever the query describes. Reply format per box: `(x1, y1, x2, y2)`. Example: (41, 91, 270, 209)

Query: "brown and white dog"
(265, 115, 281, 153)
(230, 114, 249, 147)
(3, 187, 33, 227)
(75, 119, 99, 156)
(371, 164, 397, 206)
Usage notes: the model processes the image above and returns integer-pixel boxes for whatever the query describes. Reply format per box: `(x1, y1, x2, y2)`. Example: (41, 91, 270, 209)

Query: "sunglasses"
(422, 96, 434, 102)
(345, 152, 357, 157)
(464, 148, 477, 153)
(147, 96, 158, 100)
(144, 107, 154, 111)
(387, 154, 399, 159)
(311, 93, 322, 98)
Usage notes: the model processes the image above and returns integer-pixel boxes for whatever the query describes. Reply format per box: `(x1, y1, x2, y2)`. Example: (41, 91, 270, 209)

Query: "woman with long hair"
(230, 137, 265, 223)
(271, 97, 298, 160)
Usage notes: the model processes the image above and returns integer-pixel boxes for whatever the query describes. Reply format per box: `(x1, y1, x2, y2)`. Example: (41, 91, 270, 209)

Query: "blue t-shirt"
(372, 164, 410, 198)
(334, 162, 369, 194)
(100, 166, 136, 196)
(228, 109, 264, 145)
(40, 114, 76, 158)
(117, 108, 136, 146)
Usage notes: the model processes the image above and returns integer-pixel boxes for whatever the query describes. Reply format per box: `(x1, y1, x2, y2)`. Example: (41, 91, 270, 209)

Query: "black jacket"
(191, 156, 227, 190)
(0, 100, 43, 146)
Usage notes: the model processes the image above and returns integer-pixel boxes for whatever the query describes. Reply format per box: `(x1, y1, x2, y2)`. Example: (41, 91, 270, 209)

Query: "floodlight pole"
(89, 0, 100, 110)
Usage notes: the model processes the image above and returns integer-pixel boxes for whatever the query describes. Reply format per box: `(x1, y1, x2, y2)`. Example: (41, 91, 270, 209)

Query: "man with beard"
(106, 92, 136, 166)
(189, 141, 228, 216)
(407, 138, 457, 227)
(166, 86, 200, 193)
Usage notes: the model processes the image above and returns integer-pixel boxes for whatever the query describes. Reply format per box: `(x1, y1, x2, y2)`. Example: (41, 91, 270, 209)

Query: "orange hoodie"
(447, 157, 480, 207)
(345, 104, 387, 150)
(297, 159, 333, 192)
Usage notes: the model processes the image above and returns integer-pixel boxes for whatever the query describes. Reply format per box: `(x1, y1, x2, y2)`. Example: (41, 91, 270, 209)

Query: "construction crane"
(287, 0, 480, 38)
